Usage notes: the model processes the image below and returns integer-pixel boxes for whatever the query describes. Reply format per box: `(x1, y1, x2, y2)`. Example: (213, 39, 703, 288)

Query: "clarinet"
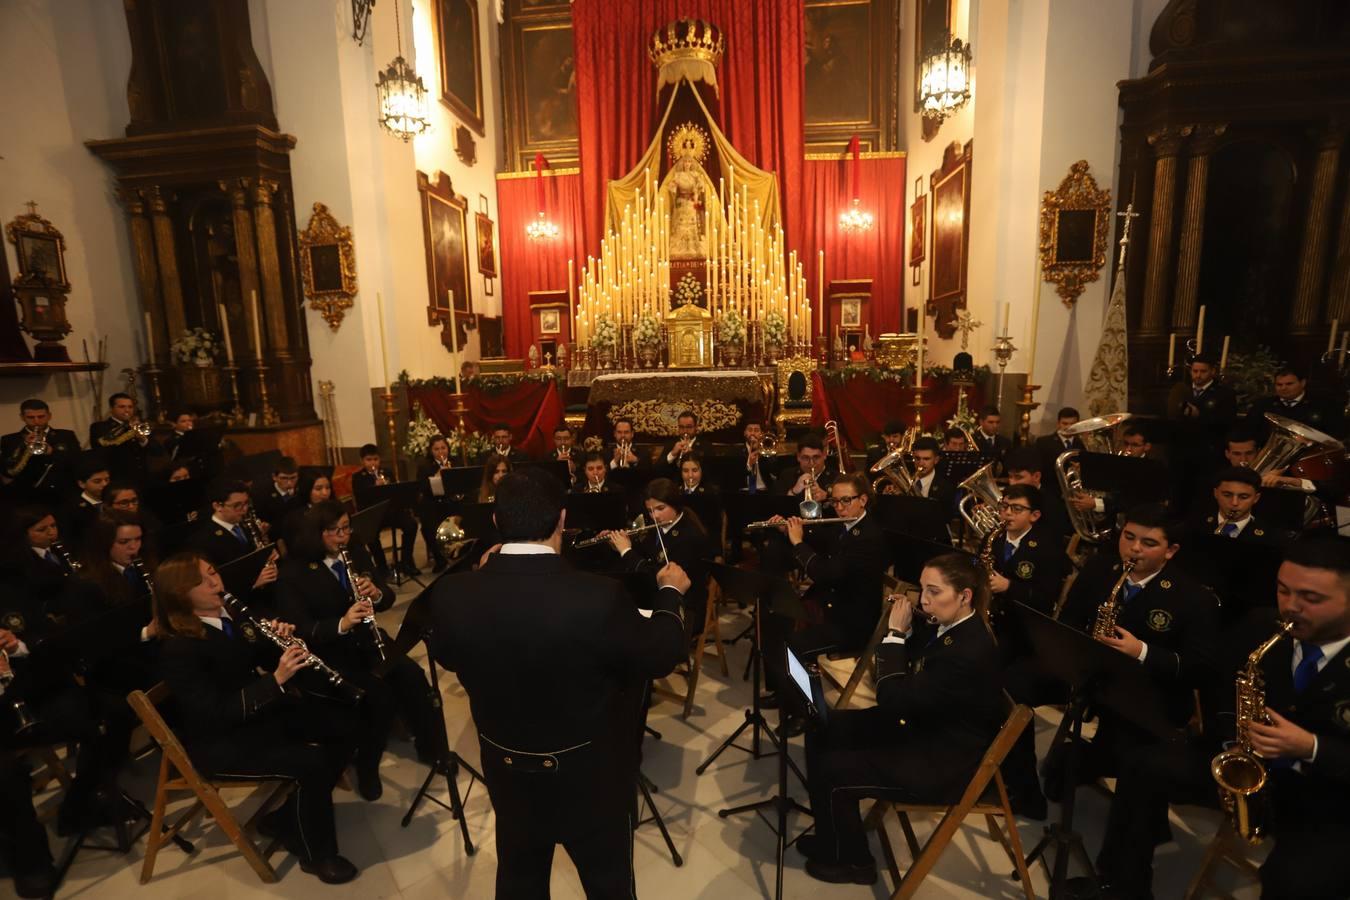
(131, 556, 155, 601)
(338, 547, 386, 662)
(220, 592, 364, 701)
(51, 540, 82, 573)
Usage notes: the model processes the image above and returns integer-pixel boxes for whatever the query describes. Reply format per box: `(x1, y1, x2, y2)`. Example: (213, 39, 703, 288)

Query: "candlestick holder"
(381, 390, 402, 480)
(253, 363, 280, 426)
(906, 382, 929, 443)
(140, 363, 168, 423)
(449, 390, 470, 466)
(1015, 383, 1041, 447)
(223, 364, 246, 425)
(991, 332, 1016, 409)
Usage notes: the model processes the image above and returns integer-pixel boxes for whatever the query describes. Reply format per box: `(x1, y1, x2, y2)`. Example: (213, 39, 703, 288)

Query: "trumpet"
(573, 516, 659, 549)
(367, 465, 389, 486)
(614, 440, 633, 468)
(220, 592, 364, 701)
(758, 432, 778, 457)
(338, 547, 385, 662)
(798, 468, 824, 518)
(27, 426, 50, 456)
(745, 515, 861, 531)
(132, 420, 152, 438)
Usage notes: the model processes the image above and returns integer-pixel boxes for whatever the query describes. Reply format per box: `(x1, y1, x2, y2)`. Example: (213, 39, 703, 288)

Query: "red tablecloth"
(811, 371, 985, 451)
(408, 380, 565, 458)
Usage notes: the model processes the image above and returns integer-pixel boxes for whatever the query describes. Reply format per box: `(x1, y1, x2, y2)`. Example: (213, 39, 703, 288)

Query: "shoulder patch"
(1016, 561, 1035, 580)
(1147, 609, 1173, 632)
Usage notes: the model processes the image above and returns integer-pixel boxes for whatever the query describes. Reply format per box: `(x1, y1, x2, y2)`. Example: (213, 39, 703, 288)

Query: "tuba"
(1251, 413, 1343, 482)
(1054, 412, 1132, 544)
(958, 462, 1003, 539)
(1211, 620, 1294, 845)
(869, 446, 915, 495)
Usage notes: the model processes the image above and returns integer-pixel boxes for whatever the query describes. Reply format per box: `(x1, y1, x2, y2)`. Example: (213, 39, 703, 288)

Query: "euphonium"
(338, 547, 385, 662)
(869, 446, 915, 495)
(1054, 412, 1132, 543)
(1250, 413, 1343, 483)
(1211, 619, 1294, 845)
(958, 461, 1003, 539)
(1091, 559, 1136, 641)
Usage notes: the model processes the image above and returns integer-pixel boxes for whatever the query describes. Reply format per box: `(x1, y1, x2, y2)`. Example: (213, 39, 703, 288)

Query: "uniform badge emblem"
(214, 529, 225, 537)
(1204, 399, 1215, 409)
(943, 635, 954, 646)
(670, 529, 679, 537)
(308, 562, 319, 570)
(1254, 528, 1264, 537)
(1016, 561, 1035, 580)
(1028, 540, 1038, 548)
(2, 612, 24, 633)
(240, 622, 258, 642)
(1147, 609, 1173, 632)
(1160, 579, 1172, 590)
(1335, 701, 1350, 732)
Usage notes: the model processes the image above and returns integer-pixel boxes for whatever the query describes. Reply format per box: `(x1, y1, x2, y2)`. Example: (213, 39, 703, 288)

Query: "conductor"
(429, 467, 690, 898)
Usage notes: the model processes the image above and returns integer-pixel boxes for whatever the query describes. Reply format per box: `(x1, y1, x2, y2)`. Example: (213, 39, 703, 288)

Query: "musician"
(60, 455, 111, 552)
(796, 553, 1006, 885)
(574, 451, 621, 493)
(478, 452, 511, 502)
(276, 501, 436, 800)
(941, 428, 970, 453)
(971, 406, 1010, 467)
(162, 410, 196, 461)
(1167, 353, 1238, 427)
(986, 485, 1070, 622)
(251, 456, 302, 531)
(1034, 407, 1084, 486)
(1189, 466, 1287, 546)
(551, 423, 583, 478)
(772, 431, 835, 500)
(4, 505, 79, 596)
(1089, 538, 1350, 900)
(279, 470, 334, 551)
(663, 409, 701, 471)
(1247, 364, 1344, 441)
(910, 437, 957, 509)
(1056, 504, 1219, 774)
(0, 750, 55, 897)
(865, 420, 906, 469)
(1, 398, 80, 502)
(416, 435, 457, 573)
(1118, 421, 1154, 458)
(609, 417, 642, 470)
(153, 552, 359, 884)
(480, 423, 530, 465)
(1223, 427, 1261, 468)
(190, 479, 263, 567)
(678, 455, 715, 496)
(88, 392, 152, 480)
(1004, 448, 1070, 541)
(353, 444, 419, 577)
(738, 421, 774, 492)
(103, 481, 167, 556)
(428, 468, 689, 897)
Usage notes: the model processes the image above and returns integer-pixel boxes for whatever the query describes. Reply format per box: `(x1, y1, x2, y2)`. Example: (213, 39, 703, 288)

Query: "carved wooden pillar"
(1141, 127, 1187, 333)
(250, 178, 291, 356)
(1327, 179, 1350, 324)
(222, 178, 264, 359)
(120, 189, 166, 364)
(1171, 124, 1225, 330)
(146, 186, 187, 342)
(1291, 123, 1346, 331)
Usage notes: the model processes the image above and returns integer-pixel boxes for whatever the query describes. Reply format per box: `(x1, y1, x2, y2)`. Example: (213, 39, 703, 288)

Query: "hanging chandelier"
(376, 0, 430, 141)
(838, 135, 874, 233)
(919, 37, 972, 121)
(527, 153, 560, 241)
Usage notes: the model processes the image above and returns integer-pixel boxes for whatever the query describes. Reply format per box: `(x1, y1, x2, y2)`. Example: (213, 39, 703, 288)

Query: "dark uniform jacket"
(571, 479, 623, 494)
(189, 517, 259, 567)
(1, 427, 81, 500)
(1035, 433, 1085, 493)
(89, 417, 153, 480)
(620, 516, 714, 631)
(1167, 381, 1238, 427)
(792, 512, 887, 652)
(1246, 393, 1344, 442)
(771, 465, 838, 497)
(913, 471, 957, 512)
(871, 614, 1007, 796)
(734, 445, 775, 492)
(1060, 555, 1219, 725)
(250, 483, 303, 530)
(989, 523, 1069, 620)
(477, 447, 531, 466)
(351, 467, 396, 507)
(1187, 509, 1288, 547)
(274, 549, 392, 674)
(972, 430, 1011, 467)
(159, 623, 285, 745)
(59, 496, 103, 554)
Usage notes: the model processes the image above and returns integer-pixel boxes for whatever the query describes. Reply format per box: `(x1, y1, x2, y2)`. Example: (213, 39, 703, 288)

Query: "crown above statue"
(649, 18, 725, 69)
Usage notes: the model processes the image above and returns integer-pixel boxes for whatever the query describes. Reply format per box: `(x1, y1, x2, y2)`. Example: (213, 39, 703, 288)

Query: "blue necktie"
(1220, 523, 1239, 538)
(220, 617, 235, 639)
(1001, 541, 1014, 563)
(44, 549, 60, 567)
(331, 559, 352, 593)
(1121, 581, 1143, 605)
(1294, 643, 1323, 694)
(231, 525, 248, 545)
(124, 567, 145, 595)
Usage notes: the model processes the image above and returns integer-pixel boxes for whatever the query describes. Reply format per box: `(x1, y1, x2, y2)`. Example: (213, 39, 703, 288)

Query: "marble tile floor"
(39, 576, 1264, 900)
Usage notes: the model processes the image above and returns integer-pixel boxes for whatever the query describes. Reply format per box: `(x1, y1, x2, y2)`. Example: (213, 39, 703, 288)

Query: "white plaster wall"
(0, 0, 140, 440)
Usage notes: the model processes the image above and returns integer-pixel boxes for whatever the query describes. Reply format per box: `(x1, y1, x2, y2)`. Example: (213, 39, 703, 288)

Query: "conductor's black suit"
(429, 548, 686, 899)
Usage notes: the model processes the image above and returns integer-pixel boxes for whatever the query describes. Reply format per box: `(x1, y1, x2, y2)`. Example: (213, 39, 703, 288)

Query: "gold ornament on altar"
(649, 19, 725, 95)
(667, 123, 711, 165)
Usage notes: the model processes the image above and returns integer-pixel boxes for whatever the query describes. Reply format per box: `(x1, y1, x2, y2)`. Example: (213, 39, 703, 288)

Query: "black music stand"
(518, 458, 572, 487)
(1077, 453, 1170, 506)
(1015, 602, 1176, 898)
(354, 482, 426, 587)
(426, 465, 481, 500)
(216, 545, 275, 600)
(1173, 533, 1282, 625)
(937, 449, 984, 484)
(875, 495, 953, 544)
(885, 529, 962, 585)
(379, 561, 483, 856)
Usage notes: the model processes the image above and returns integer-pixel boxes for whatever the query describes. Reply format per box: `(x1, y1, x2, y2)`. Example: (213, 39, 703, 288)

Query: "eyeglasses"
(221, 501, 249, 511)
(832, 494, 861, 506)
(324, 524, 353, 535)
(999, 502, 1033, 513)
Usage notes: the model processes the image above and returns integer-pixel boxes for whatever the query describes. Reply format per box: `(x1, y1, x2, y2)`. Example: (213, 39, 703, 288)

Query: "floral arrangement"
(632, 310, 661, 349)
(445, 427, 493, 460)
(717, 307, 745, 346)
(591, 312, 618, 351)
(171, 327, 220, 366)
(1222, 345, 1282, 412)
(674, 272, 704, 307)
(404, 405, 441, 459)
(402, 371, 564, 395)
(818, 363, 993, 387)
(763, 310, 787, 347)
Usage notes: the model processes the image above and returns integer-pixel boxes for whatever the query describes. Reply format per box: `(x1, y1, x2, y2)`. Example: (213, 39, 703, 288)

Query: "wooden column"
(1326, 176, 1350, 325)
(1290, 123, 1346, 331)
(251, 178, 291, 355)
(1140, 127, 1187, 333)
(1170, 124, 1225, 330)
(146, 186, 187, 342)
(221, 178, 264, 359)
(120, 188, 166, 364)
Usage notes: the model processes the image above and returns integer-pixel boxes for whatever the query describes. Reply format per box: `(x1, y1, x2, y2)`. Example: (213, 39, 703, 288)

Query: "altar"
(579, 369, 771, 441)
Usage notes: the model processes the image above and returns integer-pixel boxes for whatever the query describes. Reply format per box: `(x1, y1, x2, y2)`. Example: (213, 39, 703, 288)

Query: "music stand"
(875, 495, 953, 544)
(1077, 453, 1170, 507)
(937, 449, 984, 484)
(1173, 534, 1281, 625)
(216, 545, 275, 600)
(1014, 601, 1176, 897)
(517, 458, 572, 487)
(353, 482, 426, 587)
(378, 561, 483, 856)
(885, 529, 963, 586)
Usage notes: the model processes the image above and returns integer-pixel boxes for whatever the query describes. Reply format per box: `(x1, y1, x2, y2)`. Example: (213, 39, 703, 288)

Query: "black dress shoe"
(14, 865, 57, 899)
(758, 691, 780, 709)
(804, 857, 877, 885)
(400, 561, 421, 576)
(356, 764, 383, 802)
(300, 854, 359, 884)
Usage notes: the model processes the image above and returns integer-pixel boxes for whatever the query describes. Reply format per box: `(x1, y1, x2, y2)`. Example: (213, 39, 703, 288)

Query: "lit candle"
(915, 304, 925, 388)
(1219, 335, 1230, 371)
(1002, 302, 1011, 335)
(1195, 304, 1206, 355)
(218, 303, 235, 365)
(817, 249, 825, 335)
(376, 292, 391, 393)
(567, 258, 576, 344)
(250, 290, 264, 363)
(1026, 259, 1042, 384)
(1329, 319, 1340, 354)
(1167, 333, 1176, 369)
(143, 311, 156, 361)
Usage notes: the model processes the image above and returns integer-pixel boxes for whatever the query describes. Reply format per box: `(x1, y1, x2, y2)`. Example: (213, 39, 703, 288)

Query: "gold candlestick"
(223, 363, 246, 425)
(140, 363, 167, 423)
(382, 390, 400, 480)
(449, 390, 470, 466)
(1015, 383, 1041, 447)
(254, 364, 280, 426)
(906, 382, 929, 444)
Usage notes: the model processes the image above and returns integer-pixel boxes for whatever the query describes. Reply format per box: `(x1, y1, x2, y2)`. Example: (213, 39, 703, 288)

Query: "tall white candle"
(217, 303, 235, 365)
(250, 290, 264, 363)
(1026, 261, 1042, 384)
(817, 249, 825, 335)
(915, 305, 925, 388)
(1219, 335, 1230, 371)
(143, 311, 156, 361)
(376, 292, 391, 393)
(1167, 333, 1176, 369)
(1195, 305, 1207, 355)
(1003, 301, 1011, 335)
(1329, 319, 1340, 354)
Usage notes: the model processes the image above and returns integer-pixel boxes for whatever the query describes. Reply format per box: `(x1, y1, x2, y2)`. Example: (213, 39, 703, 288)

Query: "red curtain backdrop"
(496, 171, 586, 360)
(800, 155, 907, 341)
(571, 0, 805, 255)
(408, 380, 565, 458)
(811, 371, 985, 450)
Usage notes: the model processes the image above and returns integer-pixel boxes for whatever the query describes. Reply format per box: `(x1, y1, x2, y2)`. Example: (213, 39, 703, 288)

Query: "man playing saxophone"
(1086, 538, 1350, 900)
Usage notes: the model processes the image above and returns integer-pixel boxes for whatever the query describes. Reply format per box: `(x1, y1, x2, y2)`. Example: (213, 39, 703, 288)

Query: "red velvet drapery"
(811, 371, 986, 450)
(407, 381, 565, 458)
(496, 170, 586, 360)
(800, 155, 907, 340)
(571, 0, 805, 255)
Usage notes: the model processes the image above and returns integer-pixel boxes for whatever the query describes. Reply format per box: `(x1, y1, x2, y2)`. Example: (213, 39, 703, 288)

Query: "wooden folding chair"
(1182, 820, 1260, 900)
(865, 704, 1037, 899)
(819, 592, 899, 708)
(653, 578, 729, 718)
(127, 683, 294, 885)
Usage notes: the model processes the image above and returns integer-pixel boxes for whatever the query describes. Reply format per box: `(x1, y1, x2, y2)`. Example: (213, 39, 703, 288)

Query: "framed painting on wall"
(475, 212, 497, 278)
(417, 170, 473, 352)
(434, 0, 484, 135)
(928, 140, 972, 339)
(909, 191, 926, 267)
(804, 0, 871, 128)
(521, 23, 578, 149)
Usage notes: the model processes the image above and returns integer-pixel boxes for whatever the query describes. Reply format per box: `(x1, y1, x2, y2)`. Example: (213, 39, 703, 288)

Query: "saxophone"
(1211, 619, 1294, 845)
(1091, 560, 1136, 640)
(978, 522, 1009, 625)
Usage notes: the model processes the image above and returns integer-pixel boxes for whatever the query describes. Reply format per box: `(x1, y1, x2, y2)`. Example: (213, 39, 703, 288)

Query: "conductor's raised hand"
(656, 562, 691, 595)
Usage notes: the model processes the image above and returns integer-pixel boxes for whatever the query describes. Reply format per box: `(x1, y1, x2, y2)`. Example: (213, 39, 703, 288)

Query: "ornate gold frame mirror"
(1039, 160, 1110, 307)
(298, 202, 359, 330)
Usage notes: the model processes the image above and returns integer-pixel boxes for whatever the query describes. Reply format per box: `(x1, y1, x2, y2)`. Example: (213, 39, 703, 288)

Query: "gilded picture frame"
(5, 204, 70, 290)
(297, 202, 358, 331)
(928, 140, 972, 339)
(435, 0, 485, 135)
(417, 170, 473, 353)
(1039, 160, 1111, 307)
(475, 212, 497, 278)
